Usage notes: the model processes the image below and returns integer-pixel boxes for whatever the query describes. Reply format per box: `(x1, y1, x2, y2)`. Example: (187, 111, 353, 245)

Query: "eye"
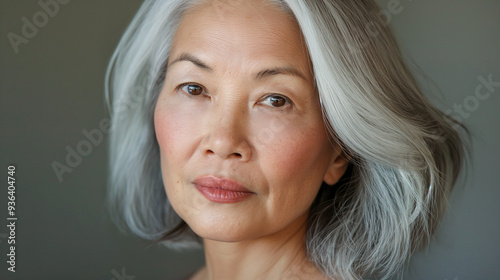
(179, 83, 206, 96)
(261, 94, 291, 108)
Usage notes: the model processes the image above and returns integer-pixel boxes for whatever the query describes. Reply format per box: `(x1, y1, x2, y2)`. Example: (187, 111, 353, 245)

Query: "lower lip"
(195, 184, 253, 203)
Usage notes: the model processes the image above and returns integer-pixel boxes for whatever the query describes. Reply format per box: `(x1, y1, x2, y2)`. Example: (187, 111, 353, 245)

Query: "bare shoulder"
(283, 260, 331, 280)
(188, 266, 207, 280)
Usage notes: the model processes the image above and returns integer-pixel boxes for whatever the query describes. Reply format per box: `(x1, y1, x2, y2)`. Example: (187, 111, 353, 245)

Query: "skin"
(154, 0, 348, 279)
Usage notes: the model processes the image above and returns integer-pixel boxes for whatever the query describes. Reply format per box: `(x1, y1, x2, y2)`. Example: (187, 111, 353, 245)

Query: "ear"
(323, 145, 350, 185)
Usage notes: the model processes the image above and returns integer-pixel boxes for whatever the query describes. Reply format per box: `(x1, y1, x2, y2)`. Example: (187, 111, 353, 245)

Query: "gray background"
(0, 0, 498, 279)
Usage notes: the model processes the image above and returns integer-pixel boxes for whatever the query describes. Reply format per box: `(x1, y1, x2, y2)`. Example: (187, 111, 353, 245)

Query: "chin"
(186, 216, 261, 243)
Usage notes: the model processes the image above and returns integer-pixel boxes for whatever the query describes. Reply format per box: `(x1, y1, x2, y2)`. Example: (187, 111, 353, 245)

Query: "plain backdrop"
(0, 0, 499, 279)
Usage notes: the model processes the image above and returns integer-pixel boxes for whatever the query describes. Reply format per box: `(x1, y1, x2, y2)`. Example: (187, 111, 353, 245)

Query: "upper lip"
(194, 175, 253, 193)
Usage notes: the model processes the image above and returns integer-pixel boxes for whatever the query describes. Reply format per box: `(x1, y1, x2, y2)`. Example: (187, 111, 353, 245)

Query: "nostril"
(206, 149, 242, 158)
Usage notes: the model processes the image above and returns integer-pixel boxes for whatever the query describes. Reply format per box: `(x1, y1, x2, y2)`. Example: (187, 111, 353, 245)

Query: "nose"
(201, 105, 252, 162)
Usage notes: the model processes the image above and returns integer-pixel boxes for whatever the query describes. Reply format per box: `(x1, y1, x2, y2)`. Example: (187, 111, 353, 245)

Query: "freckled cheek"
(265, 137, 323, 215)
(253, 114, 326, 174)
(154, 105, 203, 215)
(254, 118, 328, 203)
(154, 105, 202, 164)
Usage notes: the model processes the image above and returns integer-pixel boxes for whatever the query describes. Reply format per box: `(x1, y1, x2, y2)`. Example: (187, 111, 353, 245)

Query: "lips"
(194, 175, 254, 203)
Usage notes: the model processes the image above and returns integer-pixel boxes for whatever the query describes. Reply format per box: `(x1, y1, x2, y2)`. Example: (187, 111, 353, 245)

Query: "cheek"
(154, 100, 201, 166)
(272, 133, 326, 188)
(253, 115, 331, 207)
(154, 100, 197, 186)
(154, 106, 181, 193)
(154, 102, 204, 219)
(256, 112, 330, 174)
(155, 110, 180, 163)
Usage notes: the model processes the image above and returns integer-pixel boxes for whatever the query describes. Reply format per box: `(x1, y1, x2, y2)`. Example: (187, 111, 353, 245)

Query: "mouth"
(194, 175, 254, 203)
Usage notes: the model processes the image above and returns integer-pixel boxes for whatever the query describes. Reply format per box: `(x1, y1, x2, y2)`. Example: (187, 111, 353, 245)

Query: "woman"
(106, 0, 467, 279)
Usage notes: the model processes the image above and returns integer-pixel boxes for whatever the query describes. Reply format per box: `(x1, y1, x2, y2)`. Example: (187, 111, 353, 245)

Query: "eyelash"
(176, 83, 293, 108)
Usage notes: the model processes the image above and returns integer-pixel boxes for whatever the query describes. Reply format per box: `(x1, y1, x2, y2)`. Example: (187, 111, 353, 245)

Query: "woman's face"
(155, 0, 347, 242)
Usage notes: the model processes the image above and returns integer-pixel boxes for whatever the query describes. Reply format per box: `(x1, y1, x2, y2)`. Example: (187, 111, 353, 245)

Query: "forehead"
(169, 0, 311, 74)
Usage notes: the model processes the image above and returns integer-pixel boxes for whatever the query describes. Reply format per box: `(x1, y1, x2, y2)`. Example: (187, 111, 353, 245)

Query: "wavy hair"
(105, 0, 467, 279)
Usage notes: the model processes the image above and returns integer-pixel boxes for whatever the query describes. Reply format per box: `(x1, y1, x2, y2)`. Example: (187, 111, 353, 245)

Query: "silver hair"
(105, 0, 467, 279)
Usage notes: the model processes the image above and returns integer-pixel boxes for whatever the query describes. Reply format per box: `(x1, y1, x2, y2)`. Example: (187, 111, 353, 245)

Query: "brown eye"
(262, 94, 290, 108)
(270, 96, 286, 107)
(181, 84, 204, 96)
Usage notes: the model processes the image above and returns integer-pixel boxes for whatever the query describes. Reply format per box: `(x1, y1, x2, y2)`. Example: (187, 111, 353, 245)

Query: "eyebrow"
(167, 52, 308, 81)
(255, 67, 307, 81)
(167, 53, 212, 71)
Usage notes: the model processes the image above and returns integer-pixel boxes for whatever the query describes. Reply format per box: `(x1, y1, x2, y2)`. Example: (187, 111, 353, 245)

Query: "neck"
(199, 214, 325, 280)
